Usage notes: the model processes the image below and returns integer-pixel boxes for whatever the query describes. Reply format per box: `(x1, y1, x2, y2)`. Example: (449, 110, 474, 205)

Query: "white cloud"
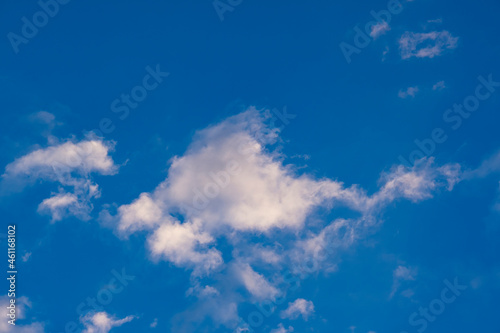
(373, 159, 461, 205)
(111, 109, 360, 275)
(465, 149, 500, 178)
(243, 245, 283, 265)
(28, 111, 61, 143)
(382, 46, 390, 61)
(233, 262, 279, 300)
(2, 139, 118, 221)
(10, 323, 45, 333)
(398, 86, 419, 98)
(148, 221, 223, 275)
(3, 139, 116, 177)
(280, 298, 315, 320)
(491, 182, 500, 214)
(292, 218, 357, 273)
(271, 323, 294, 333)
(107, 108, 466, 328)
(150, 318, 158, 328)
(390, 265, 417, 299)
(113, 109, 458, 243)
(22, 252, 32, 262)
(29, 111, 56, 125)
(399, 31, 458, 59)
(370, 21, 390, 39)
(394, 265, 417, 280)
(401, 288, 415, 298)
(80, 312, 135, 333)
(116, 193, 164, 234)
(172, 292, 240, 332)
(186, 284, 220, 298)
(114, 109, 358, 236)
(433, 80, 446, 90)
(461, 150, 500, 218)
(37, 192, 80, 222)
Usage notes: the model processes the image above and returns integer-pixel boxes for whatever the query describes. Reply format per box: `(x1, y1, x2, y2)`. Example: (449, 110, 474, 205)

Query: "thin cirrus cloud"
(1, 137, 118, 222)
(399, 30, 459, 59)
(103, 107, 473, 329)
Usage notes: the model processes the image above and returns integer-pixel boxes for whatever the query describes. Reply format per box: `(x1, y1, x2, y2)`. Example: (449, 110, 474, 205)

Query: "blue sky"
(1, 1, 500, 332)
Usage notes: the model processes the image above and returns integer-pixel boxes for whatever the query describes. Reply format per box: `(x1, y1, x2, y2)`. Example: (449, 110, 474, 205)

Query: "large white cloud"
(107, 108, 465, 330)
(114, 109, 458, 244)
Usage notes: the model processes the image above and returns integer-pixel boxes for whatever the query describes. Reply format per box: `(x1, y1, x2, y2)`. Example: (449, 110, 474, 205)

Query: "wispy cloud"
(464, 149, 500, 179)
(234, 262, 279, 301)
(389, 265, 417, 299)
(22, 252, 32, 262)
(104, 109, 467, 330)
(399, 31, 458, 59)
(80, 312, 135, 333)
(27, 111, 61, 143)
(271, 323, 294, 333)
(370, 21, 390, 39)
(433, 80, 446, 90)
(382, 46, 390, 61)
(398, 86, 419, 98)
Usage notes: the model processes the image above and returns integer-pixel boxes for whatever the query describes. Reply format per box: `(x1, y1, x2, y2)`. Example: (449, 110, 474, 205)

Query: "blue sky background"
(1, 1, 500, 333)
